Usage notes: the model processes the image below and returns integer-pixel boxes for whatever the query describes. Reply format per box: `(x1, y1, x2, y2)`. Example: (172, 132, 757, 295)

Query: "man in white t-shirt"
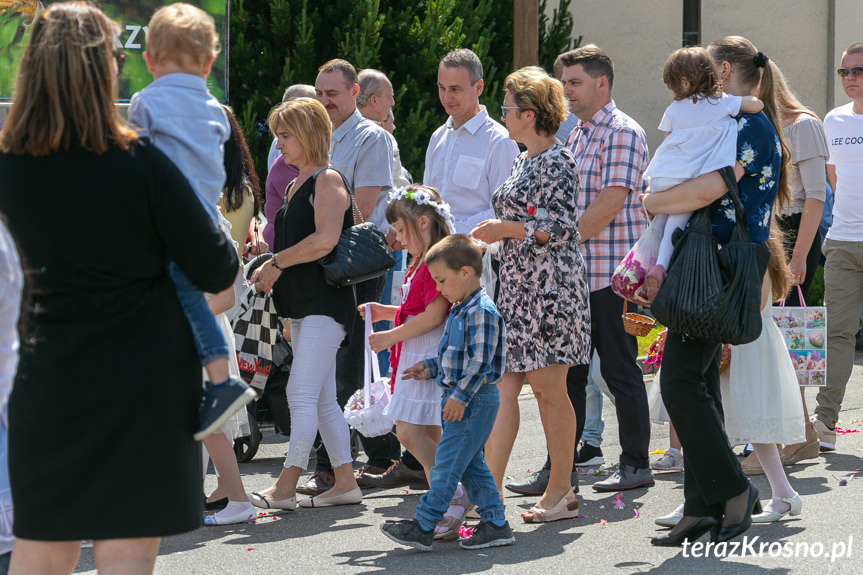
(423, 49, 519, 234)
(817, 42, 863, 452)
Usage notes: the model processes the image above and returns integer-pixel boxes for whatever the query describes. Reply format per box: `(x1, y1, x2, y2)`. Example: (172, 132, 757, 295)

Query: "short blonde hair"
(145, 3, 220, 66)
(504, 66, 567, 136)
(267, 98, 331, 167)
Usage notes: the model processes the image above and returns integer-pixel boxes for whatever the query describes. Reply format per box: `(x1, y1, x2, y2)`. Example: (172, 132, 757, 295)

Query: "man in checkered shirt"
(561, 44, 653, 492)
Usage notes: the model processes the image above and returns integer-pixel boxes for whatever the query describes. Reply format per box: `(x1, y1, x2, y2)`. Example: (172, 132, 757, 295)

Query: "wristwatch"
(271, 256, 285, 270)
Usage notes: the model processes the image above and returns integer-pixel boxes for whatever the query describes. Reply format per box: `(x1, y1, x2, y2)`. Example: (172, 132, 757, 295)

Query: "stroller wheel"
(234, 416, 262, 463)
(349, 428, 362, 461)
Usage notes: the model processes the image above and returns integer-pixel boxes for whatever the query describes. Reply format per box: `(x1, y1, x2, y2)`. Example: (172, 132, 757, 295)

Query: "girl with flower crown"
(361, 184, 470, 538)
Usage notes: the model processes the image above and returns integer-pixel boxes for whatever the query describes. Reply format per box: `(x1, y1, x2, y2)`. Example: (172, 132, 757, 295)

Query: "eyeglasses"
(837, 66, 863, 78)
(113, 51, 127, 75)
(500, 105, 521, 119)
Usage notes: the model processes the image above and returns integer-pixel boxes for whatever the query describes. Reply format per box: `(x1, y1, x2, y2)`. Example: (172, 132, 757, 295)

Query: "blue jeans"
(582, 379, 605, 448)
(415, 385, 505, 531)
(166, 255, 229, 367)
(374, 250, 404, 375)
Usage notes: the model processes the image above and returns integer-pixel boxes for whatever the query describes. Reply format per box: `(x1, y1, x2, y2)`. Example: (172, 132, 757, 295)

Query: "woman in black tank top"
(249, 98, 363, 510)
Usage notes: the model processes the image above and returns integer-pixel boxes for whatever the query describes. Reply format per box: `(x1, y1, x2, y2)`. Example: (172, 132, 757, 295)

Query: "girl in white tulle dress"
(722, 228, 805, 522)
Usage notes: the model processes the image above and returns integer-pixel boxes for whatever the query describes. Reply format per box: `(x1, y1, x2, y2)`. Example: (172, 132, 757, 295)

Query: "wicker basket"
(622, 299, 656, 337)
(719, 344, 731, 374)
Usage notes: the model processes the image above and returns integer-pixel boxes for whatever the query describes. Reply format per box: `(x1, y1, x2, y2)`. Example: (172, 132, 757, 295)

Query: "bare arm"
(577, 186, 630, 242)
(739, 96, 764, 114)
(471, 219, 550, 245)
(207, 286, 236, 316)
(368, 295, 450, 353)
(353, 185, 381, 221)
(642, 164, 744, 216)
(827, 164, 837, 194)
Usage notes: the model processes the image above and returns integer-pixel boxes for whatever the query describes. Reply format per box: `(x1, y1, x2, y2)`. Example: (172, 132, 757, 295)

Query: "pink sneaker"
(645, 265, 667, 302)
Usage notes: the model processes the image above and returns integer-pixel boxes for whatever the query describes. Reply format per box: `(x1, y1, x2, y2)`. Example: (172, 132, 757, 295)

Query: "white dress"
(383, 276, 445, 427)
(722, 278, 806, 445)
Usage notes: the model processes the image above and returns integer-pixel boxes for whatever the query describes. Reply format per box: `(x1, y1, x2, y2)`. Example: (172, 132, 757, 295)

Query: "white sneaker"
(650, 450, 683, 472)
(654, 509, 683, 527)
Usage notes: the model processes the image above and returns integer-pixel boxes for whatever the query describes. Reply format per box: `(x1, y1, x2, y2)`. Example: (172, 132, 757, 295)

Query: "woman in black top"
(249, 98, 362, 510)
(0, 3, 238, 572)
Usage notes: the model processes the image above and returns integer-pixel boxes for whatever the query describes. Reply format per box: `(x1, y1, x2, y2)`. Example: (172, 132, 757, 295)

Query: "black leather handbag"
(318, 170, 395, 287)
(651, 166, 769, 345)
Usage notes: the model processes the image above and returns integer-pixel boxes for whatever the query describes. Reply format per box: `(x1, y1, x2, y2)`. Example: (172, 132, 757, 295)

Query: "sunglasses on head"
(837, 66, 863, 78)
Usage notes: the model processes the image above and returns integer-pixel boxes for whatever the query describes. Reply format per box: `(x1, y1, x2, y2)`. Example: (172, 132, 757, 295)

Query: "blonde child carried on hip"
(643, 46, 764, 300)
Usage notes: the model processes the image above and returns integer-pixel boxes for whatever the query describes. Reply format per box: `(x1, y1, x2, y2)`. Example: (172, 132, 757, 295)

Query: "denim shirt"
(421, 287, 505, 406)
(129, 73, 229, 223)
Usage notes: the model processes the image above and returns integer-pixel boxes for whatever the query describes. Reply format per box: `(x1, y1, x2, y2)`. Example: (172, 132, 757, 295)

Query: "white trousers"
(283, 315, 353, 470)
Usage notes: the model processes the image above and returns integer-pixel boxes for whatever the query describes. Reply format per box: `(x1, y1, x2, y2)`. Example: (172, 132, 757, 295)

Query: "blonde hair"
(772, 64, 820, 124)
(708, 36, 791, 212)
(767, 224, 791, 302)
(504, 66, 568, 136)
(0, 2, 137, 156)
(267, 97, 331, 166)
(145, 3, 220, 67)
(386, 185, 451, 261)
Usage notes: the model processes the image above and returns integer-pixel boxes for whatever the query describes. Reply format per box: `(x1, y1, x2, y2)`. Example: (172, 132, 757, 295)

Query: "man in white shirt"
(423, 49, 519, 235)
(816, 42, 863, 452)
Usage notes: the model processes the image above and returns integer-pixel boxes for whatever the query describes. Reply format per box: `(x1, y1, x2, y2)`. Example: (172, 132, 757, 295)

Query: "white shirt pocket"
(454, 155, 485, 189)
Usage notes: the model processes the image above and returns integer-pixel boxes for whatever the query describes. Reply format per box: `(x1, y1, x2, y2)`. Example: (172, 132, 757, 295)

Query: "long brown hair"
(767, 224, 792, 302)
(708, 36, 791, 212)
(0, 2, 137, 156)
(386, 185, 451, 263)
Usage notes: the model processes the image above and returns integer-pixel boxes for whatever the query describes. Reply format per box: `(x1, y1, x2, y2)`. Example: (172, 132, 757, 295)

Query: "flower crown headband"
(388, 186, 457, 233)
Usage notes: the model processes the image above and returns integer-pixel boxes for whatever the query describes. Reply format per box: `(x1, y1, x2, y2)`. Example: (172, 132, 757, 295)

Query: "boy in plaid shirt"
(380, 235, 513, 551)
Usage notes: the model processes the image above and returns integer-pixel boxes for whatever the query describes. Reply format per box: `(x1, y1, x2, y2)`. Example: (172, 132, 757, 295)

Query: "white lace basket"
(343, 304, 394, 437)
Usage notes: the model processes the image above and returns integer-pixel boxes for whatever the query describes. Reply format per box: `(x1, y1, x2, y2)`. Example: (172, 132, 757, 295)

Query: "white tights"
(283, 315, 353, 470)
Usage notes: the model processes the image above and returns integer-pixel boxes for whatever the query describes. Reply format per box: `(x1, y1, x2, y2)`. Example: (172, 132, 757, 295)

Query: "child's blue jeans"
(414, 385, 505, 530)
(165, 255, 229, 368)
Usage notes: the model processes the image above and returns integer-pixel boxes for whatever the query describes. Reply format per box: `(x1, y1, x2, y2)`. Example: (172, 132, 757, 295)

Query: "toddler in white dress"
(644, 46, 764, 300)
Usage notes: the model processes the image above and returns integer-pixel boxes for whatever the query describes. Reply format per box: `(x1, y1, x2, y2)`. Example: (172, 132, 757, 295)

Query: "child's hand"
(358, 302, 383, 322)
(401, 362, 426, 380)
(442, 398, 465, 422)
(368, 330, 396, 353)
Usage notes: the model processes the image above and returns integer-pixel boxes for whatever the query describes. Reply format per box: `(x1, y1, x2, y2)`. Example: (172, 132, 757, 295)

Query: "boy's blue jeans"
(166, 255, 229, 368)
(415, 385, 505, 531)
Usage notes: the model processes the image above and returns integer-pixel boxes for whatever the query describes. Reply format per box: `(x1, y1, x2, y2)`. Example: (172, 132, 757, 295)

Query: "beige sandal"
(521, 489, 579, 523)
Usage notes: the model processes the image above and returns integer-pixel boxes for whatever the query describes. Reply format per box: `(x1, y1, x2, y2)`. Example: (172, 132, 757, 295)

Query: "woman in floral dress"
(472, 66, 591, 523)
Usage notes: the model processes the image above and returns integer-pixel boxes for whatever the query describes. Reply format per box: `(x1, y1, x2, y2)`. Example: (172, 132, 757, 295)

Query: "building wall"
(551, 0, 862, 155)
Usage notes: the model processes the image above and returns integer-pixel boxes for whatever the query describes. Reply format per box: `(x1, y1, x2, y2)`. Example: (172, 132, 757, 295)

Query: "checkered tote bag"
(231, 257, 281, 390)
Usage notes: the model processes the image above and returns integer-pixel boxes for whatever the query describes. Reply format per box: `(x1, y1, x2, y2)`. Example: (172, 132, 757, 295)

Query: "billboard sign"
(0, 0, 228, 101)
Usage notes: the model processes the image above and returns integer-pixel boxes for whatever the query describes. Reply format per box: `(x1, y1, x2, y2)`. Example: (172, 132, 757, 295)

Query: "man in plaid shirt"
(561, 44, 653, 492)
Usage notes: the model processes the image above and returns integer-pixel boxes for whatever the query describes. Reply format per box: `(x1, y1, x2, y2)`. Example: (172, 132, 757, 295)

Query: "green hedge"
(228, 0, 578, 188)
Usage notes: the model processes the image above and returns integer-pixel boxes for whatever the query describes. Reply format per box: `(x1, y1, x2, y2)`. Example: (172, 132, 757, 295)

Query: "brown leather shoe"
(355, 464, 388, 489)
(296, 471, 335, 496)
(360, 460, 429, 490)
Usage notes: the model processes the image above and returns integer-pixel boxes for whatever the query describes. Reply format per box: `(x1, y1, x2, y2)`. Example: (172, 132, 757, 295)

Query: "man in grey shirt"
(297, 59, 401, 496)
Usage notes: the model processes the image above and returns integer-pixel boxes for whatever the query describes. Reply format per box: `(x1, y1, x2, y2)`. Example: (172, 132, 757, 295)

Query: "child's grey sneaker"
(194, 377, 256, 441)
(458, 521, 516, 550)
(380, 519, 433, 551)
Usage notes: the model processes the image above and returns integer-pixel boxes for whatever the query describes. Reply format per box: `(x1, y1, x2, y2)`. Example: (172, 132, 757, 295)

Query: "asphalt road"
(75, 356, 863, 574)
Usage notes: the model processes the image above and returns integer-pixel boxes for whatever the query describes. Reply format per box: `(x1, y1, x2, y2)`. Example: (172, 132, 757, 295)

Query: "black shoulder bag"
(651, 166, 769, 345)
(316, 168, 395, 287)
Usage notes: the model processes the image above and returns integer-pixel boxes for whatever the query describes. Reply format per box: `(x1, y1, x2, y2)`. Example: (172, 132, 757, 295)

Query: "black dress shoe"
(204, 496, 229, 511)
(651, 516, 720, 547)
(714, 483, 762, 543)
